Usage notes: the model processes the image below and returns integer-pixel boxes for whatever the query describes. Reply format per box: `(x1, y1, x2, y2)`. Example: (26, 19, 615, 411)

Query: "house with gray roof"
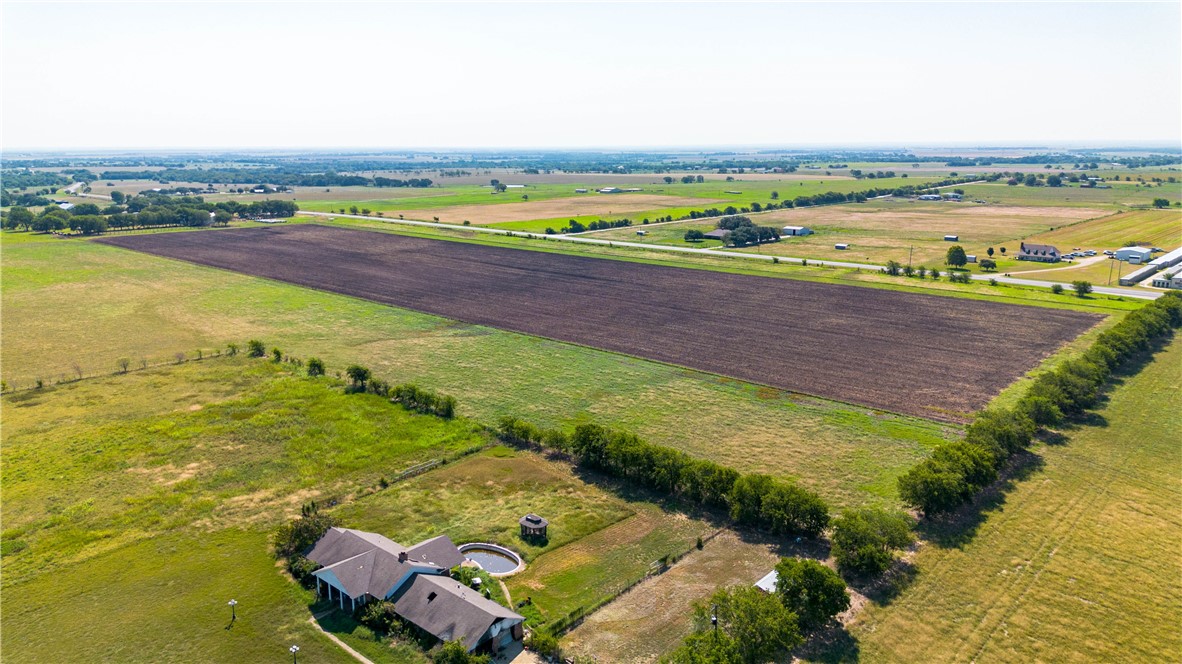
(1017, 242, 1061, 263)
(306, 528, 522, 654)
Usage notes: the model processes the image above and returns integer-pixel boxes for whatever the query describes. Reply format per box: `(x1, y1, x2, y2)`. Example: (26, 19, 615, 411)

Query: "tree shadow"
(846, 559, 919, 607)
(917, 450, 1045, 549)
(790, 622, 861, 663)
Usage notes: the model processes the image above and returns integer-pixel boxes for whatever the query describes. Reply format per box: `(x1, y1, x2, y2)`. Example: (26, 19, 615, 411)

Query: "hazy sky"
(3, 1, 1180, 150)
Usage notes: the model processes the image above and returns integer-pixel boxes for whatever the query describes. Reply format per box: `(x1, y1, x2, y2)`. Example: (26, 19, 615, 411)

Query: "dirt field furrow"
(98, 225, 1102, 420)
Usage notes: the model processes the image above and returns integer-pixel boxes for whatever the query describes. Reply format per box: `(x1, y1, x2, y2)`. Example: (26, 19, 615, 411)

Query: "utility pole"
(908, 245, 914, 271)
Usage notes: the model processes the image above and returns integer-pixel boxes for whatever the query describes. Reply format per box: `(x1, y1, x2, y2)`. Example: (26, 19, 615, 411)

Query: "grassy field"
(959, 181, 1181, 208)
(844, 334, 1182, 663)
(1021, 208, 1182, 253)
(591, 199, 1108, 270)
(1, 230, 970, 508)
(0, 358, 480, 663)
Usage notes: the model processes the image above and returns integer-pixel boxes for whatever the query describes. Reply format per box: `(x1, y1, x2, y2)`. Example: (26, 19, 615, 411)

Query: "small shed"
(834, 243, 849, 250)
(754, 570, 778, 594)
(966, 255, 977, 263)
(574, 189, 588, 193)
(944, 235, 959, 242)
(782, 225, 813, 236)
(520, 514, 548, 539)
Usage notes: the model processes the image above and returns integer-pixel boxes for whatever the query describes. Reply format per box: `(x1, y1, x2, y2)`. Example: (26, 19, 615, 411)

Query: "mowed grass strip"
(96, 224, 1103, 421)
(845, 335, 1182, 663)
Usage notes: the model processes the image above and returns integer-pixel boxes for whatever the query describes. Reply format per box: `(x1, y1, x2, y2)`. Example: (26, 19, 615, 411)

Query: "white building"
(1151, 264, 1182, 289)
(1115, 246, 1152, 263)
(781, 226, 813, 236)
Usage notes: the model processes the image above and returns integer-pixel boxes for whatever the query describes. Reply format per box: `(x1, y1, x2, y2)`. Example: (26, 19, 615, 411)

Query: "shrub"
(391, 383, 458, 418)
(274, 502, 339, 559)
(271, 348, 283, 362)
(525, 630, 561, 658)
(246, 339, 265, 357)
(1072, 280, 1093, 297)
(831, 508, 914, 577)
(1051, 283, 1064, 294)
(287, 555, 321, 588)
(345, 364, 371, 392)
(226, 343, 239, 356)
(306, 357, 325, 377)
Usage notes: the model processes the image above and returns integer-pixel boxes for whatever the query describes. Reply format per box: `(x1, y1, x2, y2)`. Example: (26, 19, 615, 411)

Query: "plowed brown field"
(98, 225, 1101, 421)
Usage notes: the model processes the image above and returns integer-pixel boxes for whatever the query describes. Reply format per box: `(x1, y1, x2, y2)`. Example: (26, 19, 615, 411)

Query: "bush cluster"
(498, 419, 830, 537)
(899, 292, 1182, 515)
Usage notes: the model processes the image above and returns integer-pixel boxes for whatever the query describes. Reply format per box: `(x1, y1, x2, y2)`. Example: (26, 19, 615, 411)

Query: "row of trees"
(898, 292, 1182, 515)
(499, 418, 831, 537)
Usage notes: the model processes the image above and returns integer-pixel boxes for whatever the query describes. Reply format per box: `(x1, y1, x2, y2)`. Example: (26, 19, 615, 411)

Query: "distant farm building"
(1017, 242, 1061, 263)
(519, 514, 548, 539)
(574, 189, 588, 193)
(307, 528, 523, 654)
(598, 187, 622, 194)
(1151, 264, 1182, 289)
(1119, 246, 1182, 286)
(966, 254, 977, 263)
(944, 235, 959, 242)
(704, 229, 730, 241)
(781, 226, 813, 236)
(1115, 246, 1152, 263)
(917, 194, 942, 201)
(725, 190, 743, 195)
(834, 243, 849, 250)
(942, 192, 963, 201)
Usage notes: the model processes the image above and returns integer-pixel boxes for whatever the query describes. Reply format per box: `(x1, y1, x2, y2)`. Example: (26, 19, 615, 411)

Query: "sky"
(2, 1, 1180, 150)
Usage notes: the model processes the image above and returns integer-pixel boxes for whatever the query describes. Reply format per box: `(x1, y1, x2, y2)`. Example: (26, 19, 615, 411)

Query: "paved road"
(296, 211, 1162, 300)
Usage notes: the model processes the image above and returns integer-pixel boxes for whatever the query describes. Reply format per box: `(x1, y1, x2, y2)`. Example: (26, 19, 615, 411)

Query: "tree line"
(715, 215, 780, 247)
(898, 292, 1182, 516)
(498, 418, 830, 538)
(96, 167, 433, 189)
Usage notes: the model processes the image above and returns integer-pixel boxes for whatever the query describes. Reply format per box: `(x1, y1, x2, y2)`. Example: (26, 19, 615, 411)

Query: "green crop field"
(960, 181, 1181, 208)
(842, 335, 1182, 663)
(1022, 208, 1182, 253)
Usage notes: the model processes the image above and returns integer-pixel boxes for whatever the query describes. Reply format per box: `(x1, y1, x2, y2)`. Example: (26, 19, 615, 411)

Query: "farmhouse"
(1115, 246, 1152, 263)
(781, 225, 813, 236)
(704, 229, 730, 241)
(918, 194, 942, 201)
(1017, 242, 1061, 263)
(307, 528, 523, 654)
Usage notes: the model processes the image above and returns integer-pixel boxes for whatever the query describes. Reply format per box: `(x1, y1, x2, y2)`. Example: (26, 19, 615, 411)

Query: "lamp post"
(290, 645, 300, 664)
(228, 599, 237, 622)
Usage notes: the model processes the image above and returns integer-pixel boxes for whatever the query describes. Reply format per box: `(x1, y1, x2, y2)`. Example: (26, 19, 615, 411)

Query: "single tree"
(345, 364, 371, 391)
(693, 586, 802, 664)
(1072, 280, 1093, 297)
(1153, 198, 1170, 208)
(774, 558, 850, 630)
(946, 245, 968, 268)
(271, 348, 283, 362)
(979, 258, 997, 271)
(986, 246, 995, 257)
(831, 508, 914, 577)
(5, 206, 33, 230)
(684, 229, 705, 242)
(247, 339, 266, 357)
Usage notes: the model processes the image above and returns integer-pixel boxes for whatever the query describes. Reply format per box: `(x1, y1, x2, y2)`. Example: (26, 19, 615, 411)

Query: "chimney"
(398, 551, 408, 563)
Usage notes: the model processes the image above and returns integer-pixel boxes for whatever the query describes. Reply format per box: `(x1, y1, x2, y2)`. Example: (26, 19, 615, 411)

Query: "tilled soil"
(99, 225, 1102, 421)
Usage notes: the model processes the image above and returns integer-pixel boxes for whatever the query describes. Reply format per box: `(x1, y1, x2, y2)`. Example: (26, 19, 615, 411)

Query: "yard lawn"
(844, 334, 1182, 663)
(331, 447, 721, 628)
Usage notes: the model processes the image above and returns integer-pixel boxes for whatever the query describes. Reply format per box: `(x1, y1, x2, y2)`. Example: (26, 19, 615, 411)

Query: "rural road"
(296, 211, 1162, 300)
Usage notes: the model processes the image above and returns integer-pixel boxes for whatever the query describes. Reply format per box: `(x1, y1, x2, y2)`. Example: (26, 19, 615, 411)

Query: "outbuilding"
(1115, 246, 1152, 263)
(704, 229, 730, 241)
(944, 235, 959, 242)
(781, 225, 813, 236)
(834, 243, 849, 250)
(519, 514, 548, 539)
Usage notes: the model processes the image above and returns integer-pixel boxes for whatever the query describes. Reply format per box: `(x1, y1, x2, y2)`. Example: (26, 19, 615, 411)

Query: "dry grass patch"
(394, 194, 723, 225)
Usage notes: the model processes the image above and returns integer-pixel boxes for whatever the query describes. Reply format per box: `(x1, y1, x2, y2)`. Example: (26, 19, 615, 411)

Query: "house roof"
(308, 528, 450, 599)
(520, 513, 549, 528)
(407, 535, 466, 569)
(1020, 242, 1059, 255)
(704, 229, 730, 239)
(755, 570, 778, 593)
(392, 574, 523, 651)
